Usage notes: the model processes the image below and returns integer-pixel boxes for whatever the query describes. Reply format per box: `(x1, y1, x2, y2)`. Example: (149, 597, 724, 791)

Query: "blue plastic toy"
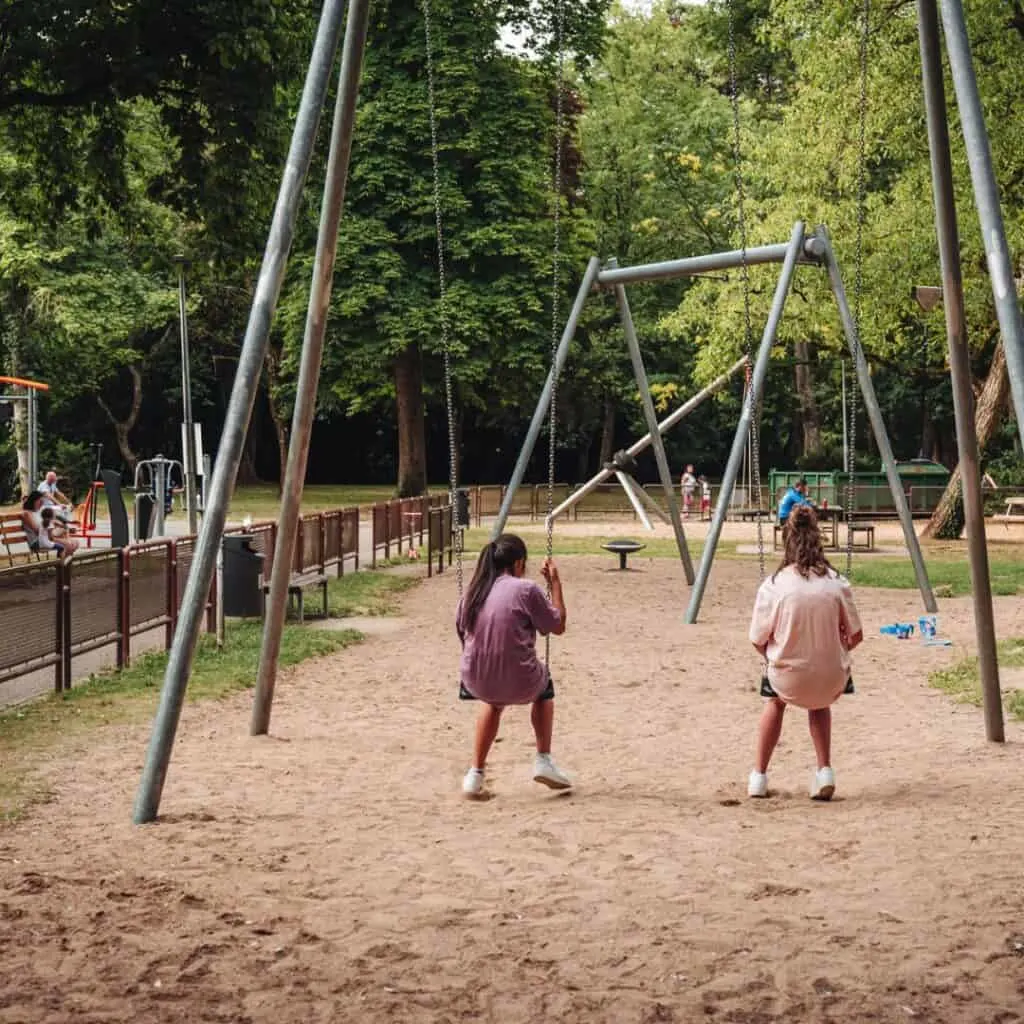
(880, 623, 915, 640)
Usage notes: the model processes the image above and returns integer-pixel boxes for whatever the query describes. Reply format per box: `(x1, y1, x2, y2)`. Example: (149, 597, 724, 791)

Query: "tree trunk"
(97, 365, 143, 473)
(598, 395, 616, 470)
(923, 338, 1009, 539)
(263, 344, 289, 496)
(794, 340, 822, 457)
(394, 343, 427, 497)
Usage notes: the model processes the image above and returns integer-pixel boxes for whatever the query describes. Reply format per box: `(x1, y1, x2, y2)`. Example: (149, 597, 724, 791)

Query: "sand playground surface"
(3, 550, 1024, 1023)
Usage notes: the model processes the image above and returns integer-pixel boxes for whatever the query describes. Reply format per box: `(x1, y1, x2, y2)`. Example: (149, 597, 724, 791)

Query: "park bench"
(990, 496, 1024, 534)
(261, 569, 329, 624)
(0, 512, 55, 567)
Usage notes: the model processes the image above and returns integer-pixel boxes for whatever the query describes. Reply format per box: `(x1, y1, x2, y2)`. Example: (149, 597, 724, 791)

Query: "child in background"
(680, 464, 697, 519)
(699, 475, 712, 520)
(747, 505, 862, 801)
(457, 534, 571, 797)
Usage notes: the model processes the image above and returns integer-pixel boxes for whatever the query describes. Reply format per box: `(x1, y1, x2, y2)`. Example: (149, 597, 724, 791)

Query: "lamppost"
(174, 254, 199, 535)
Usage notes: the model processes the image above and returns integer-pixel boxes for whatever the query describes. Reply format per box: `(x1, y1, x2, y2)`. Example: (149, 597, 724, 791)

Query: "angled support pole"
(612, 268, 695, 584)
(547, 357, 746, 524)
(918, 0, 1002, 741)
(492, 256, 602, 539)
(939, 0, 1024, 448)
(251, 0, 371, 738)
(133, 0, 351, 825)
(614, 471, 653, 530)
(686, 220, 807, 624)
(819, 227, 937, 613)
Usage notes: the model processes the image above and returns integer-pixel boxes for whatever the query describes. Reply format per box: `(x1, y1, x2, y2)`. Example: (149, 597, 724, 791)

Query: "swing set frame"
(133, 0, 1022, 824)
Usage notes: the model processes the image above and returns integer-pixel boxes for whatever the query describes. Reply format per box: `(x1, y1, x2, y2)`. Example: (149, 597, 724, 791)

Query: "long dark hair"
(462, 533, 528, 632)
(22, 490, 43, 511)
(773, 505, 835, 580)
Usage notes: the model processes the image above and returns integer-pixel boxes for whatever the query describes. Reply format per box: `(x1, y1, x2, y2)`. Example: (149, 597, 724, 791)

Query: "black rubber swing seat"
(601, 539, 646, 570)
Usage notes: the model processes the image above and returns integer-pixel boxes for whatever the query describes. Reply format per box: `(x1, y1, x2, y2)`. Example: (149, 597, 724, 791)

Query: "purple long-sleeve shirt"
(456, 575, 562, 705)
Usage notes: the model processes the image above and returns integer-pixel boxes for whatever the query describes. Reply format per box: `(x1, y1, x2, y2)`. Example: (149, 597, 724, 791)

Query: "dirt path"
(2, 556, 1024, 1023)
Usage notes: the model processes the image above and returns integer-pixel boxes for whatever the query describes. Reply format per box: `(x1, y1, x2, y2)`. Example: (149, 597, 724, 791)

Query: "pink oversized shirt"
(749, 566, 862, 710)
(457, 575, 562, 705)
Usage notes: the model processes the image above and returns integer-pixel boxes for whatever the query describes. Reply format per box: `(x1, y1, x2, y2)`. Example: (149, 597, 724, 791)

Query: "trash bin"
(134, 493, 155, 542)
(456, 487, 471, 528)
(222, 534, 265, 618)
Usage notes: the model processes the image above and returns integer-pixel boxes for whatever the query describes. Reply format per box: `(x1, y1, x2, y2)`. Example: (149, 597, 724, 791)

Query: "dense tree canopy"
(2, 0, 1024, 510)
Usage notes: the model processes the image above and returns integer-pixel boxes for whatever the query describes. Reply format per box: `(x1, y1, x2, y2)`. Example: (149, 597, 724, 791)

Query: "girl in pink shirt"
(747, 506, 863, 801)
(457, 534, 571, 798)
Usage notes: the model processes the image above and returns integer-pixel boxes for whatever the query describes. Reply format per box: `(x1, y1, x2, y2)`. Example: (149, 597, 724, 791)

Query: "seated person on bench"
(778, 477, 814, 526)
(21, 491, 78, 557)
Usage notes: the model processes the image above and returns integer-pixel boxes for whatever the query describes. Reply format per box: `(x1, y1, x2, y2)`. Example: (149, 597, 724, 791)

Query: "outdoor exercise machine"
(134, 455, 183, 541)
(134, 0, 1022, 825)
(0, 376, 48, 490)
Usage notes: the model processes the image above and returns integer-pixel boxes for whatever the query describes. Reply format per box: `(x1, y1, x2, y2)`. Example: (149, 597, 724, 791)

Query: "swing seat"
(601, 539, 646, 570)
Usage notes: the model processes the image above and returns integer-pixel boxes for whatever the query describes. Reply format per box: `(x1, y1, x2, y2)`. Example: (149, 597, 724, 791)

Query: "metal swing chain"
(727, 0, 764, 580)
(846, 0, 869, 579)
(422, 0, 463, 595)
(544, 0, 566, 663)
(546, 0, 565, 571)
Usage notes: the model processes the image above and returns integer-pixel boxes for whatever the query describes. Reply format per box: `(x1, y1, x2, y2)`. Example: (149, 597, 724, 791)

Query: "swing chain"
(546, 0, 566, 574)
(422, 0, 463, 594)
(544, 0, 566, 663)
(846, 0, 869, 579)
(727, 0, 764, 580)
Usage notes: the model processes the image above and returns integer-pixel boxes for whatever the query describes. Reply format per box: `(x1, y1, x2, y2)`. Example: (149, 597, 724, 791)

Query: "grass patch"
(0, 567, 420, 821)
(849, 557, 1024, 596)
(324, 569, 419, 617)
(461, 527, 734, 560)
(930, 638, 1024, 720)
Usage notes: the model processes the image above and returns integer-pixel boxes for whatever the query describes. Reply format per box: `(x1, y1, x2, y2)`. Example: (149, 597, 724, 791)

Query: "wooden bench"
(848, 524, 876, 550)
(262, 569, 329, 623)
(990, 496, 1024, 533)
(0, 512, 56, 567)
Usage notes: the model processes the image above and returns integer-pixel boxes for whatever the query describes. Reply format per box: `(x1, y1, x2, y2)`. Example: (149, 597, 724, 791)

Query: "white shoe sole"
(533, 772, 572, 790)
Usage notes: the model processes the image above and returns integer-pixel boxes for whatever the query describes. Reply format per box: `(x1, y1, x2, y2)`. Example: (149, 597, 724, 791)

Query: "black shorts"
(760, 676, 855, 698)
(459, 676, 555, 702)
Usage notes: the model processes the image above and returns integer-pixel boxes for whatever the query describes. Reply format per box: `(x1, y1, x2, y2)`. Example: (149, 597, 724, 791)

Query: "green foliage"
(849, 554, 1024, 597)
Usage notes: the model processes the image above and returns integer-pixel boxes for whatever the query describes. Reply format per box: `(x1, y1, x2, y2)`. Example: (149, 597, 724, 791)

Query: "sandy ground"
(3, 554, 1024, 1023)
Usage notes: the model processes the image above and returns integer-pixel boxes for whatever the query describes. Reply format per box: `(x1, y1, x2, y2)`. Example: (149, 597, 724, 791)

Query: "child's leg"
(473, 704, 503, 770)
(530, 697, 554, 754)
(755, 697, 787, 772)
(807, 707, 831, 769)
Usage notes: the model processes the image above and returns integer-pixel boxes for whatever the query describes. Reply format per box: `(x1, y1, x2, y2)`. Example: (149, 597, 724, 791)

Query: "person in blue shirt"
(778, 478, 813, 524)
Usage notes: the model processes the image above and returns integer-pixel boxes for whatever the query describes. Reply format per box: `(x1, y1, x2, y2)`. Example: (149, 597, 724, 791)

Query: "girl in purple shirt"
(457, 533, 571, 798)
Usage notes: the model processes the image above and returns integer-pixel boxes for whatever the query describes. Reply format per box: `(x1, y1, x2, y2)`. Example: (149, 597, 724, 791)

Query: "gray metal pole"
(133, 0, 350, 825)
(614, 470, 652, 530)
(819, 228, 938, 613)
(492, 256, 602, 539)
(613, 274, 694, 583)
(176, 256, 199, 536)
(841, 361, 848, 473)
(939, 0, 1024, 446)
(918, 0, 1003, 741)
(27, 388, 37, 489)
(251, 0, 371, 737)
(547, 357, 746, 522)
(686, 221, 807, 624)
(596, 236, 825, 289)
(153, 458, 166, 539)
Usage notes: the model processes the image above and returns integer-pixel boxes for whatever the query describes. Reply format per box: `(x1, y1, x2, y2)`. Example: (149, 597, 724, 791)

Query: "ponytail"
(462, 533, 528, 632)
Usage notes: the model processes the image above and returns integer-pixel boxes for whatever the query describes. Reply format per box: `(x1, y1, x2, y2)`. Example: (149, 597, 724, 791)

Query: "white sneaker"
(748, 770, 768, 798)
(533, 754, 572, 790)
(462, 768, 485, 797)
(811, 766, 836, 801)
